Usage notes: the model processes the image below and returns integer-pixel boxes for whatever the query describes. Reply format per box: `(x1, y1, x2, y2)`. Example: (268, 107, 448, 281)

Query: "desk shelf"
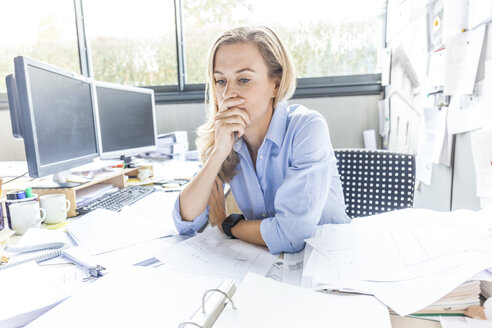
(32, 168, 139, 218)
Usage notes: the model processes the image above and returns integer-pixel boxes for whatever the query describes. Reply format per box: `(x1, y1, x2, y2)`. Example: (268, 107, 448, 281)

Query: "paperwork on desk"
(156, 227, 277, 284)
(303, 208, 492, 316)
(214, 272, 391, 328)
(67, 191, 178, 255)
(75, 183, 118, 207)
(0, 262, 72, 328)
(27, 266, 235, 328)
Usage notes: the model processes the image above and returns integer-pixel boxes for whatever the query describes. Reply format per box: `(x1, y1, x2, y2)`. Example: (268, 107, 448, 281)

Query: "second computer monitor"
(94, 82, 157, 159)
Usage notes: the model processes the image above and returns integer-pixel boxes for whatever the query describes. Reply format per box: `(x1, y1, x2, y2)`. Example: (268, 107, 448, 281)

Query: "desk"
(3, 160, 484, 328)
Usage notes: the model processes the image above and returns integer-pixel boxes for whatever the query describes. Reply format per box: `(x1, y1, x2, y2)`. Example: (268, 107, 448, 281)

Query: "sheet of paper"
(416, 107, 440, 185)
(0, 262, 72, 328)
(27, 266, 232, 328)
(371, 261, 492, 316)
(427, 48, 446, 86)
(471, 128, 492, 199)
(214, 273, 391, 328)
(67, 196, 176, 255)
(447, 103, 484, 134)
(351, 209, 492, 281)
(444, 25, 486, 95)
(156, 227, 277, 284)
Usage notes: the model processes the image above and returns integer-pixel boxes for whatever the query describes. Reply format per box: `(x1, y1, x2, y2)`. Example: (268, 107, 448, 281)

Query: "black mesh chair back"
(334, 149, 416, 219)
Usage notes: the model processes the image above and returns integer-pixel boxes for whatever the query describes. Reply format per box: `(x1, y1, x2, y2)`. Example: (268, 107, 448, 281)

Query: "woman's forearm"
(230, 220, 266, 247)
(179, 151, 224, 221)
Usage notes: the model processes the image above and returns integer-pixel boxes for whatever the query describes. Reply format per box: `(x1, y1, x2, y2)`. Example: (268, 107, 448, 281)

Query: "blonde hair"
(196, 26, 297, 182)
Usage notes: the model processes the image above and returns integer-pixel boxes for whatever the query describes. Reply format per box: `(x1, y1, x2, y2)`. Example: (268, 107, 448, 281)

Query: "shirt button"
(262, 213, 267, 218)
(259, 155, 263, 160)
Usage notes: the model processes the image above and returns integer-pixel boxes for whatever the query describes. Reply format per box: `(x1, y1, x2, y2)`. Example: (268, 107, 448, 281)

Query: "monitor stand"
(31, 171, 84, 189)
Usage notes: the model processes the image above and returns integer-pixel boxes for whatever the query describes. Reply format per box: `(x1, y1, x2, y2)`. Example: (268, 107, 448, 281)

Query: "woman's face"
(213, 42, 278, 127)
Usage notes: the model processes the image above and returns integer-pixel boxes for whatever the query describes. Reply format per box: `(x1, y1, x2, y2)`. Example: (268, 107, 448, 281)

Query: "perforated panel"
(334, 149, 416, 219)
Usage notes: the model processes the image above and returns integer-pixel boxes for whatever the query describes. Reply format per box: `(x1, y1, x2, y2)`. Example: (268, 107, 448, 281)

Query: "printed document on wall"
(471, 129, 492, 199)
(444, 25, 485, 95)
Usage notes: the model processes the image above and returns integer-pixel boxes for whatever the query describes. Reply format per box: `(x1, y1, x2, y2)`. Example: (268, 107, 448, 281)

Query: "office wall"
(0, 94, 382, 161)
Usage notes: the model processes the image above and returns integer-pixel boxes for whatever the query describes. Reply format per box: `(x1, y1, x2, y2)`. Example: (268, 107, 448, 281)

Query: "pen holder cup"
(4, 194, 40, 230)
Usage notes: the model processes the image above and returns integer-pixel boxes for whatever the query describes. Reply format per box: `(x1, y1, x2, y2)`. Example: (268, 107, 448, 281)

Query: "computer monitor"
(5, 74, 22, 139)
(94, 81, 157, 159)
(10, 56, 99, 179)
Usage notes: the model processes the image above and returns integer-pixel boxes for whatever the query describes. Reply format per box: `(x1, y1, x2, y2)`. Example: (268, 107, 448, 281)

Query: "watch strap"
(222, 214, 244, 239)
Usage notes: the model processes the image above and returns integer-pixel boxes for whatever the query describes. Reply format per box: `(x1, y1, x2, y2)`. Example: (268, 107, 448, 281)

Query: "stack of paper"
(481, 280, 492, 299)
(149, 130, 189, 160)
(303, 208, 492, 316)
(412, 281, 481, 315)
(75, 183, 118, 207)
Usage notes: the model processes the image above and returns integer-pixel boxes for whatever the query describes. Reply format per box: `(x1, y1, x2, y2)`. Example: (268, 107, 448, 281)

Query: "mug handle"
(65, 199, 71, 212)
(38, 208, 47, 222)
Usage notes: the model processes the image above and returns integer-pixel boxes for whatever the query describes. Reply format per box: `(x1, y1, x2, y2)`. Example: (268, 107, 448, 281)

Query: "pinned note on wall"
(444, 25, 486, 95)
(471, 128, 492, 200)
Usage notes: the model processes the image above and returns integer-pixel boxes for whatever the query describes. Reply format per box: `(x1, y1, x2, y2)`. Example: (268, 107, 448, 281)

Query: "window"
(0, 0, 384, 101)
(83, 0, 177, 87)
(183, 0, 387, 84)
(0, 0, 80, 92)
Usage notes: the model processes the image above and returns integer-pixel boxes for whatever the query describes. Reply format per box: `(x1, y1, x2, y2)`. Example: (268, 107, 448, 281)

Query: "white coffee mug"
(39, 194, 71, 224)
(9, 201, 46, 235)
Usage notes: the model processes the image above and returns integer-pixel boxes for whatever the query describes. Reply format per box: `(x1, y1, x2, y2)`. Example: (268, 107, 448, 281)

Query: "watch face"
(223, 216, 235, 225)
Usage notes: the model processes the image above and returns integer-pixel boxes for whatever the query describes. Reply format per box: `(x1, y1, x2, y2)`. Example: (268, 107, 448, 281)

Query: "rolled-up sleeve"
(260, 115, 336, 254)
(172, 194, 209, 235)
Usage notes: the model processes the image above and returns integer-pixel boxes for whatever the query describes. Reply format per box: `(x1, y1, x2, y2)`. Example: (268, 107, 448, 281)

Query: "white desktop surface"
(0, 159, 456, 328)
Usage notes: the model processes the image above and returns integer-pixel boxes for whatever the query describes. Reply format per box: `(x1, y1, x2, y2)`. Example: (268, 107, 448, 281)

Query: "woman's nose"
(223, 82, 238, 99)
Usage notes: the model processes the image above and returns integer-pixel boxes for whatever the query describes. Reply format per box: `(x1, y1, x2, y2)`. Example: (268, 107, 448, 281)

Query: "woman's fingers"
(215, 107, 251, 125)
(218, 97, 245, 113)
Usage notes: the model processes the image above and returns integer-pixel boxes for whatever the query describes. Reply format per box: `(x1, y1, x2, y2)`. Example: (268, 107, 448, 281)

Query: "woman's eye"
(215, 79, 226, 85)
(239, 78, 250, 84)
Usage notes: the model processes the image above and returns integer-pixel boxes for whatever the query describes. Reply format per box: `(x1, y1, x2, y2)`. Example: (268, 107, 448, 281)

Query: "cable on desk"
(2, 171, 29, 185)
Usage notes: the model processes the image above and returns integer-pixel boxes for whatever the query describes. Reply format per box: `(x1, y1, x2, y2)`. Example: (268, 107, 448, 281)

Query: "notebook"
(213, 272, 391, 328)
(26, 266, 235, 328)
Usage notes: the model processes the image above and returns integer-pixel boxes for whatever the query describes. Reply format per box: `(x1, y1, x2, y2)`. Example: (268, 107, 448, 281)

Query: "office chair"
(333, 149, 416, 219)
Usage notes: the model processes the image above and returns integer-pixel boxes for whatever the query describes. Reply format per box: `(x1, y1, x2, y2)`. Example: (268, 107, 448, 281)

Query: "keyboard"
(76, 185, 156, 215)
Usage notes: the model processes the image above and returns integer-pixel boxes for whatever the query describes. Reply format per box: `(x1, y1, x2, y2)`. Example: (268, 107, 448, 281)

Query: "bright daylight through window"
(0, 0, 386, 93)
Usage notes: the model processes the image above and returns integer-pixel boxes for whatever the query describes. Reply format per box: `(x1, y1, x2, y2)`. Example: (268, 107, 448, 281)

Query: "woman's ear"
(272, 78, 280, 97)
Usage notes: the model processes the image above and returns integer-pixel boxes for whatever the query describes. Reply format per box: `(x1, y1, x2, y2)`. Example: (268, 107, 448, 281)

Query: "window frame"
(0, 0, 385, 110)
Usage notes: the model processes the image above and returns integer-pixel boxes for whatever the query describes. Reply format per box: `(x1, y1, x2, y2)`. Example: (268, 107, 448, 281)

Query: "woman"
(173, 26, 350, 254)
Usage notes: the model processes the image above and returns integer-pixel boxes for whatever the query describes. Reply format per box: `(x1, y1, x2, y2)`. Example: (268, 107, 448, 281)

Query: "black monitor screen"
(29, 65, 98, 166)
(96, 86, 155, 153)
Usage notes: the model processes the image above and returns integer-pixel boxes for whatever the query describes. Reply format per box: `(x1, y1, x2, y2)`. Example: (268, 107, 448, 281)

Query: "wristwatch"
(222, 214, 244, 239)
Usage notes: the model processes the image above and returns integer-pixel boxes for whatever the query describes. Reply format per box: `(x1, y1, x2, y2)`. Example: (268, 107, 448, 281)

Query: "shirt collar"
(264, 100, 288, 148)
(233, 100, 288, 153)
